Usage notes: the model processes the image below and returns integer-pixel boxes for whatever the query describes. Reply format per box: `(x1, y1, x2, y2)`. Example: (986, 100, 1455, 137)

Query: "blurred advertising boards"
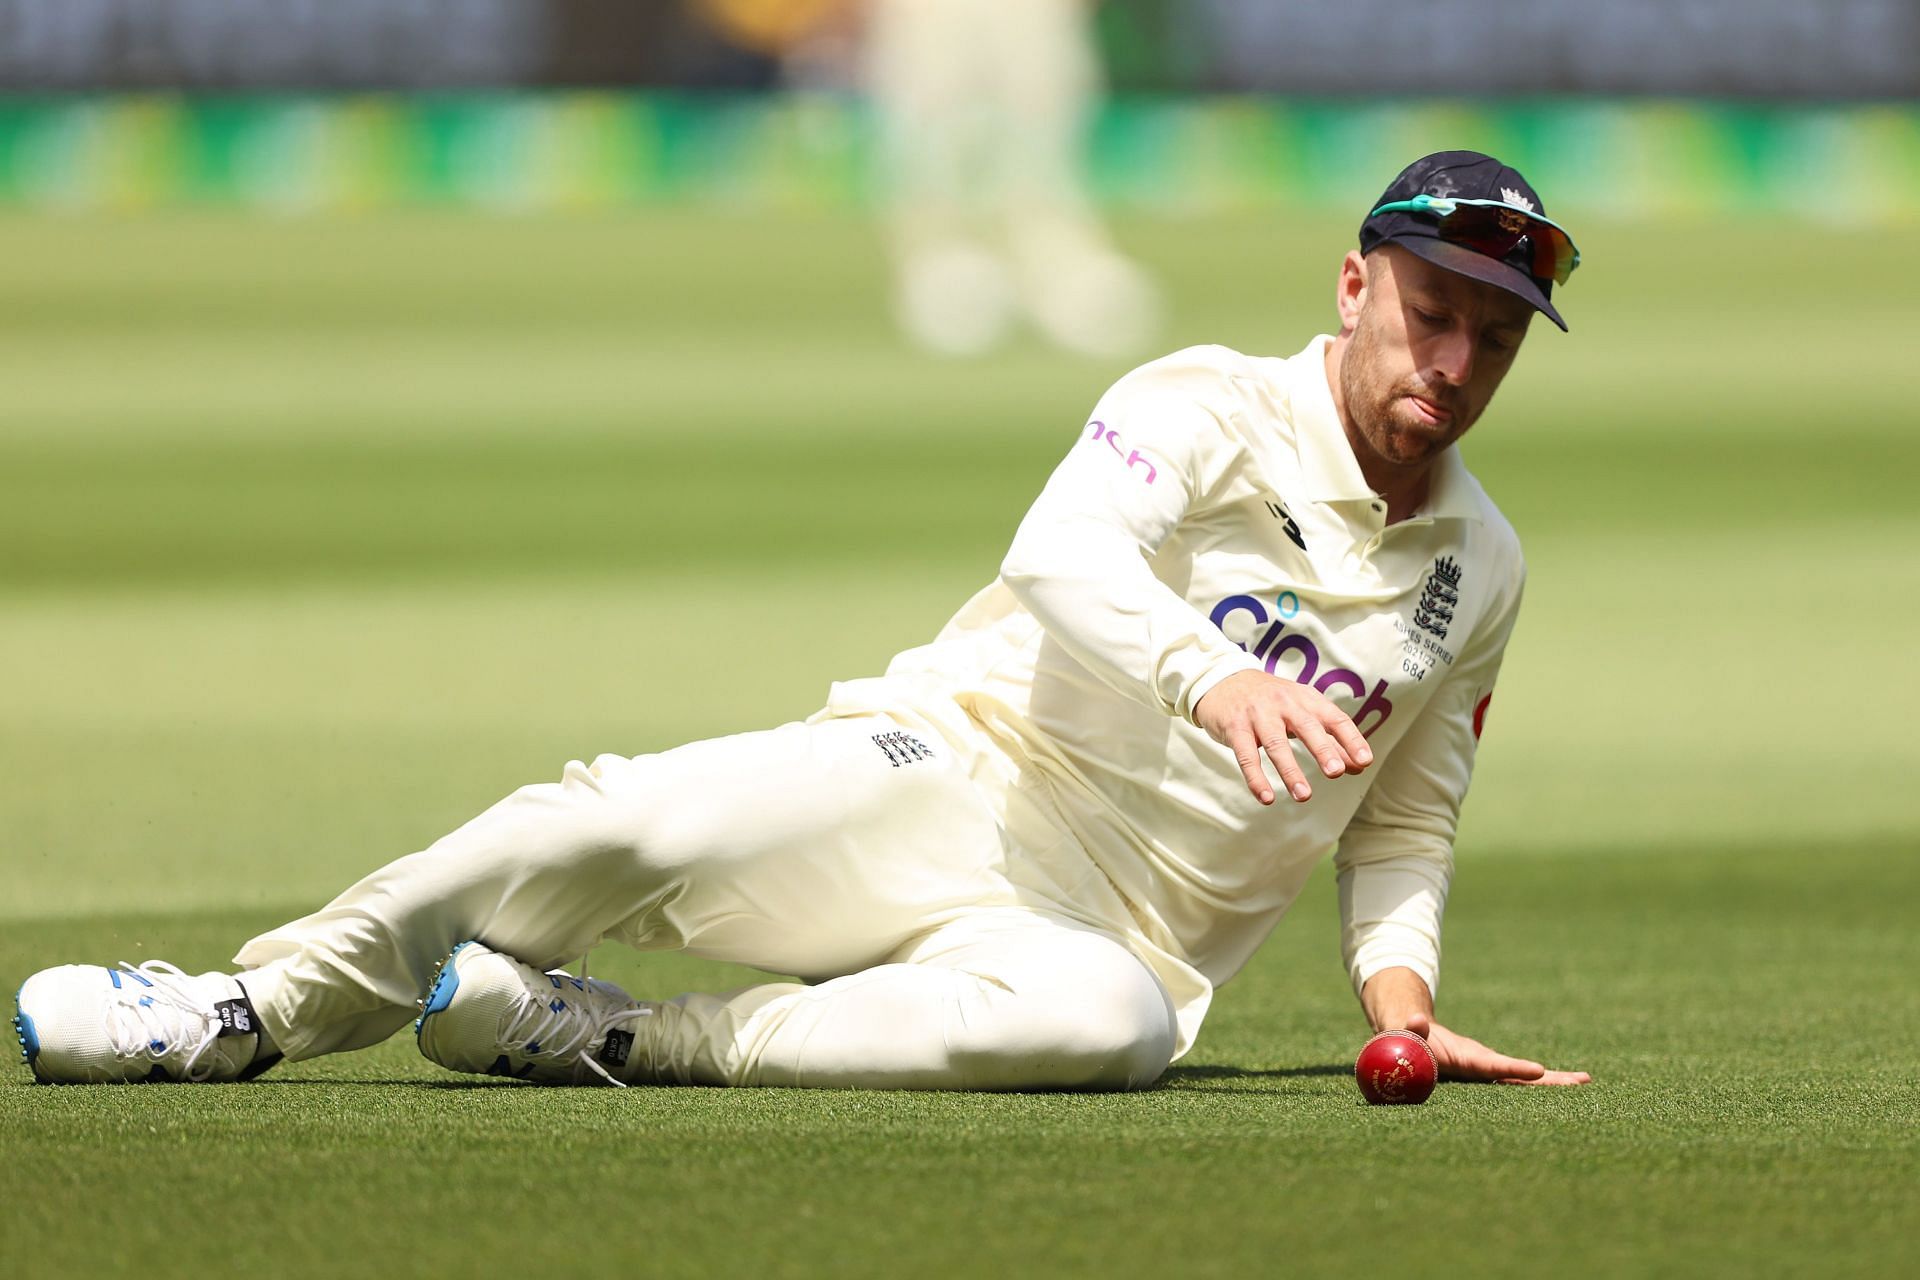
(0, 93, 1913, 224)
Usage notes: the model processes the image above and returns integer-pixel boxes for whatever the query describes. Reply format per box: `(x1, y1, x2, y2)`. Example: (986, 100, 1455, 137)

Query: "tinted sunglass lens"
(1438, 208, 1524, 256)
(1439, 207, 1576, 286)
(1527, 231, 1576, 285)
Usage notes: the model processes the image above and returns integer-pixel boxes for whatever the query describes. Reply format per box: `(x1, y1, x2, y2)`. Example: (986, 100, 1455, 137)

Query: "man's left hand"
(1402, 1011, 1591, 1086)
(1361, 966, 1590, 1085)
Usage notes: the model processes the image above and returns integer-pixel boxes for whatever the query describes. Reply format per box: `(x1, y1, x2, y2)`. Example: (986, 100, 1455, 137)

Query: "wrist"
(1360, 966, 1434, 1032)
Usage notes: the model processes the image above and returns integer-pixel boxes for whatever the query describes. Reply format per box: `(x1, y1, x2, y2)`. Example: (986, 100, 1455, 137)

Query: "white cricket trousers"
(233, 710, 1178, 1090)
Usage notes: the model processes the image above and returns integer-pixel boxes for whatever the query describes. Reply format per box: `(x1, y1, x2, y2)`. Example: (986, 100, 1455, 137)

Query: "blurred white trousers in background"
(864, 0, 1163, 357)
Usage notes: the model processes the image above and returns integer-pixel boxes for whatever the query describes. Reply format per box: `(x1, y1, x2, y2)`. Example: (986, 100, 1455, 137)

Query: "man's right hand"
(1192, 670, 1373, 804)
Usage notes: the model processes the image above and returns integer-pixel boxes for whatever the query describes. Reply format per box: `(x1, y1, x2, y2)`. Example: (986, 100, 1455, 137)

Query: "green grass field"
(2, 206, 1916, 1277)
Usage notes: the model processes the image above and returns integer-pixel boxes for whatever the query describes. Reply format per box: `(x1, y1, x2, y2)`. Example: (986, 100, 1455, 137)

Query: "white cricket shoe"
(415, 941, 653, 1087)
(14, 961, 272, 1084)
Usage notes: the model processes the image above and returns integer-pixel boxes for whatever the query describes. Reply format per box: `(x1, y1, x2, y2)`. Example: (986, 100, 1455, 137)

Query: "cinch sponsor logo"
(1209, 593, 1395, 736)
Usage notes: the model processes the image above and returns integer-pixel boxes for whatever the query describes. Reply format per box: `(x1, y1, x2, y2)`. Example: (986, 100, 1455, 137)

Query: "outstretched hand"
(1362, 967, 1590, 1086)
(1402, 1011, 1592, 1087)
(1192, 670, 1373, 805)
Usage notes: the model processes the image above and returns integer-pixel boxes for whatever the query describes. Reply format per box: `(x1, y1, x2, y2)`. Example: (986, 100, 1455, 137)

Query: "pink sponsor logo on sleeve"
(1085, 421, 1158, 484)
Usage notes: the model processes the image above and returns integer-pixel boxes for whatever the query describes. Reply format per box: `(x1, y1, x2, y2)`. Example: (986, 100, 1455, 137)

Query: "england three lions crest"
(1414, 555, 1462, 640)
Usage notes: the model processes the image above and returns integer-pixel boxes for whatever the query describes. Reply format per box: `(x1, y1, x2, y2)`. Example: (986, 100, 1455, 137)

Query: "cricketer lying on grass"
(16, 151, 1591, 1091)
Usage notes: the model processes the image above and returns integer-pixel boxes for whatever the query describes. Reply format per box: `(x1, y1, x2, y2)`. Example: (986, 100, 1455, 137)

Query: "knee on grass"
(953, 976, 1177, 1092)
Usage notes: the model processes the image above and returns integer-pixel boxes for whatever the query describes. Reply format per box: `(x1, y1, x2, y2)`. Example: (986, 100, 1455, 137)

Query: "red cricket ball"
(1353, 1029, 1438, 1105)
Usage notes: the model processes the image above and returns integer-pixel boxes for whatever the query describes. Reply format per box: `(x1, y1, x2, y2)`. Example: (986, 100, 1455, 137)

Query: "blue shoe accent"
(108, 970, 122, 989)
(141, 992, 167, 1053)
(125, 970, 153, 988)
(415, 941, 477, 1033)
(13, 985, 41, 1076)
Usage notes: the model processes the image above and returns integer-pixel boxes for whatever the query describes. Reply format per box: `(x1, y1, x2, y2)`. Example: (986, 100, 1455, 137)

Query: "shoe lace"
(498, 974, 652, 1088)
(100, 961, 225, 1082)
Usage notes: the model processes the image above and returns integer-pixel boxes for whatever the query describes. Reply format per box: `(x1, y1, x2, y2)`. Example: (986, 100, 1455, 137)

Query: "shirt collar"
(1289, 334, 1484, 525)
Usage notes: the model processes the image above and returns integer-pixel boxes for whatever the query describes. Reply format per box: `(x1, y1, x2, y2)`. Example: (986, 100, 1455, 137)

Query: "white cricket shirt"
(838, 337, 1524, 1051)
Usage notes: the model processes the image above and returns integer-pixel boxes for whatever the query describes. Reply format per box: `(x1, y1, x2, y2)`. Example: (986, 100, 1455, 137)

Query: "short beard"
(1339, 310, 1462, 472)
(1339, 310, 1406, 469)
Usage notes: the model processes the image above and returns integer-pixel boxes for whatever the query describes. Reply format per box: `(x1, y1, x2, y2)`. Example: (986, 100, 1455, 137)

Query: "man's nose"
(1430, 328, 1476, 387)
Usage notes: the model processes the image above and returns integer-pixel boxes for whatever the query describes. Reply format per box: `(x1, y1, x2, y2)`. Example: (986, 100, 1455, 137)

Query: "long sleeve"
(999, 354, 1264, 722)
(1334, 556, 1525, 999)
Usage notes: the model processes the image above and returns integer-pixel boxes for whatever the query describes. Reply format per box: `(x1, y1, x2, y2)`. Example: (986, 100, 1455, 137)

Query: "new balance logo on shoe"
(214, 998, 256, 1037)
(600, 1029, 635, 1067)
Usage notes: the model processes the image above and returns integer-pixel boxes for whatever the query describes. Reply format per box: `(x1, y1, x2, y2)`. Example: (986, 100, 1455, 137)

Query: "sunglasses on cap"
(1369, 193, 1582, 286)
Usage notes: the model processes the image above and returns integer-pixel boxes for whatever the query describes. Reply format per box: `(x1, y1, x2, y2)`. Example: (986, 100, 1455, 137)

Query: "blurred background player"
(699, 0, 1163, 358)
(863, 0, 1164, 358)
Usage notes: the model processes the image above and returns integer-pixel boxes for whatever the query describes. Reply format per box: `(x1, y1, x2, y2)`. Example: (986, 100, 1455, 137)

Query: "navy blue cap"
(1360, 150, 1567, 331)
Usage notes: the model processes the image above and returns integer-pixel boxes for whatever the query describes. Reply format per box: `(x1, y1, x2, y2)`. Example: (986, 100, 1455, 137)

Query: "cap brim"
(1387, 235, 1567, 332)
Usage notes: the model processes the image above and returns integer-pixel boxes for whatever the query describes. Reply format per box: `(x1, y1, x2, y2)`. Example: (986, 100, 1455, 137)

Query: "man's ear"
(1335, 250, 1369, 336)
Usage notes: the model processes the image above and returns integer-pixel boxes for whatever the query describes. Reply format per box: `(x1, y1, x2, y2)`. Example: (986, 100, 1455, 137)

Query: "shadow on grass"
(197, 1070, 1358, 1099)
(242, 1064, 1360, 1092)
(236, 1077, 523, 1089)
(1157, 1063, 1348, 1092)
(1165, 1063, 1348, 1079)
